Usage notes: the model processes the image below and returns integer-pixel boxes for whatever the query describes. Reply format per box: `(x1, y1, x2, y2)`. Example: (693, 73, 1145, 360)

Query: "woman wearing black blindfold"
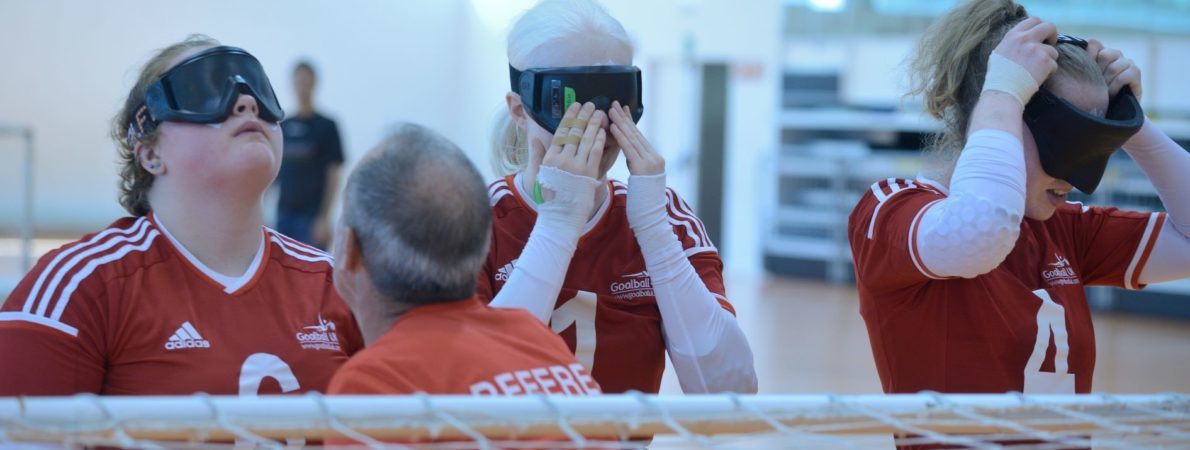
(479, 0, 757, 396)
(0, 35, 363, 396)
(848, 0, 1190, 404)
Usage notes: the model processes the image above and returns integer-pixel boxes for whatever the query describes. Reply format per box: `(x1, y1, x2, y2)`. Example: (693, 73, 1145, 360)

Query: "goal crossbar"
(0, 393, 1186, 445)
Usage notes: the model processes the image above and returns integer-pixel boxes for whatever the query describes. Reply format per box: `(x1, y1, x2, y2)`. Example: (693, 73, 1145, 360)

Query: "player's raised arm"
(482, 0, 757, 397)
(1084, 40, 1190, 285)
(912, 17, 1057, 279)
(487, 102, 606, 323)
(611, 102, 758, 394)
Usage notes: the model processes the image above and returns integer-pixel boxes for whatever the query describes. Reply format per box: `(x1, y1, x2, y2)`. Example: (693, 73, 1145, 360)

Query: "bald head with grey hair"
(338, 123, 491, 308)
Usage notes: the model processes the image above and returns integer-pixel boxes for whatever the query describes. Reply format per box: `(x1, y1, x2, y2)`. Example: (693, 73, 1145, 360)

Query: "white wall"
(0, 0, 472, 233)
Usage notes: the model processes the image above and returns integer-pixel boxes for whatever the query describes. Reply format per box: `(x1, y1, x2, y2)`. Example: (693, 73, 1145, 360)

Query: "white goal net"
(1, 393, 1186, 449)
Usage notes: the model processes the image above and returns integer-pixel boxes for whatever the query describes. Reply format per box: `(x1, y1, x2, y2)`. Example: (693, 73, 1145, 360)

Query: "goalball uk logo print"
(295, 314, 342, 351)
(610, 271, 654, 301)
(1042, 253, 1080, 286)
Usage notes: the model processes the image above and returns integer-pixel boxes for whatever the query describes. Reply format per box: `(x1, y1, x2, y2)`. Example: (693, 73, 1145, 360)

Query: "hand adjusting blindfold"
(510, 64, 644, 134)
(1022, 34, 1145, 195)
(130, 46, 284, 140)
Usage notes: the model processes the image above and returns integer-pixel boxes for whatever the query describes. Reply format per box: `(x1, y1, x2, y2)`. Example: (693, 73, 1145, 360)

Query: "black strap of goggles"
(509, 64, 522, 92)
(127, 104, 157, 146)
(1055, 34, 1089, 49)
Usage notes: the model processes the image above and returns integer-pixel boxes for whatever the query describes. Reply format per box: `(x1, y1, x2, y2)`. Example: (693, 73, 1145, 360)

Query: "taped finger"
(560, 117, 589, 130)
(552, 135, 583, 146)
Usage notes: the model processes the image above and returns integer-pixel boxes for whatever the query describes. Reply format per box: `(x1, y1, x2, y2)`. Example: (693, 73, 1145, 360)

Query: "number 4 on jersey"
(1024, 289, 1075, 394)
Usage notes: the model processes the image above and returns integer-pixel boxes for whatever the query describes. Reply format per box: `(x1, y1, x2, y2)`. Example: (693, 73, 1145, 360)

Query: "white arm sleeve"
(1124, 119, 1190, 237)
(916, 129, 1026, 278)
(626, 174, 758, 394)
(1124, 119, 1190, 285)
(488, 167, 599, 323)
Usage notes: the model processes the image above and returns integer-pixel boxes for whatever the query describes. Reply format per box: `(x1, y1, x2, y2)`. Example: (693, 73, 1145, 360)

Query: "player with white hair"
(482, 0, 757, 395)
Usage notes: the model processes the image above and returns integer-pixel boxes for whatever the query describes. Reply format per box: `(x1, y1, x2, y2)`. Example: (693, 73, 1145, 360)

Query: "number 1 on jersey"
(551, 291, 598, 371)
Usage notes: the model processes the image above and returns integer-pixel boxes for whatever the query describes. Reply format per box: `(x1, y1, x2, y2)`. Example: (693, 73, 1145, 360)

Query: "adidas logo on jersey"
(165, 321, 211, 350)
(494, 259, 518, 282)
(610, 271, 654, 301)
(295, 314, 342, 352)
(1042, 253, 1080, 286)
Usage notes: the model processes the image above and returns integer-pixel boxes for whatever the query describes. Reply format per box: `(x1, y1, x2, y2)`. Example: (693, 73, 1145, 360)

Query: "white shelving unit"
(766, 136, 923, 282)
(766, 107, 1190, 304)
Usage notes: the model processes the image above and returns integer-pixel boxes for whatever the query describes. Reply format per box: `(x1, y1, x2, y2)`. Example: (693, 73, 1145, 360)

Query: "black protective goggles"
(1021, 34, 1145, 195)
(1024, 87, 1143, 195)
(510, 64, 644, 134)
(131, 46, 284, 137)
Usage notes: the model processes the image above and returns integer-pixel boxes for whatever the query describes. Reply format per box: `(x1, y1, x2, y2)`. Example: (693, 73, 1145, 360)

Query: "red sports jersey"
(849, 178, 1166, 394)
(0, 214, 364, 396)
(328, 297, 600, 396)
(478, 174, 735, 394)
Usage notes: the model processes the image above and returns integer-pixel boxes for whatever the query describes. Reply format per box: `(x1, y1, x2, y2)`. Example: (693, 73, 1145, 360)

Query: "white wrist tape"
(537, 165, 601, 206)
(488, 168, 600, 323)
(536, 165, 600, 230)
(982, 52, 1039, 107)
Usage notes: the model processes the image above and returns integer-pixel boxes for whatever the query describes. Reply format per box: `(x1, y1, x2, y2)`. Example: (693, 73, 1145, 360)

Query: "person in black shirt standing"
(277, 60, 344, 249)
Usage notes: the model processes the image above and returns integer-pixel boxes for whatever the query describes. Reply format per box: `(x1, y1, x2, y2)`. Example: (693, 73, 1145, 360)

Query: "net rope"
(0, 393, 1186, 449)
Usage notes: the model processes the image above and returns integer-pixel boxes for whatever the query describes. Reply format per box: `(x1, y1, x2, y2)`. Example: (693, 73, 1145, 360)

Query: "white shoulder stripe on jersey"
(270, 236, 335, 266)
(668, 217, 704, 249)
(866, 179, 920, 240)
(22, 217, 149, 315)
(871, 179, 894, 202)
(272, 233, 333, 260)
(870, 182, 889, 202)
(488, 180, 509, 197)
(490, 189, 513, 206)
(51, 230, 160, 322)
(489, 185, 510, 198)
(269, 230, 332, 259)
(684, 246, 718, 258)
(668, 190, 712, 245)
(1124, 212, 1162, 290)
(33, 219, 154, 318)
(0, 312, 79, 337)
(665, 190, 712, 248)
